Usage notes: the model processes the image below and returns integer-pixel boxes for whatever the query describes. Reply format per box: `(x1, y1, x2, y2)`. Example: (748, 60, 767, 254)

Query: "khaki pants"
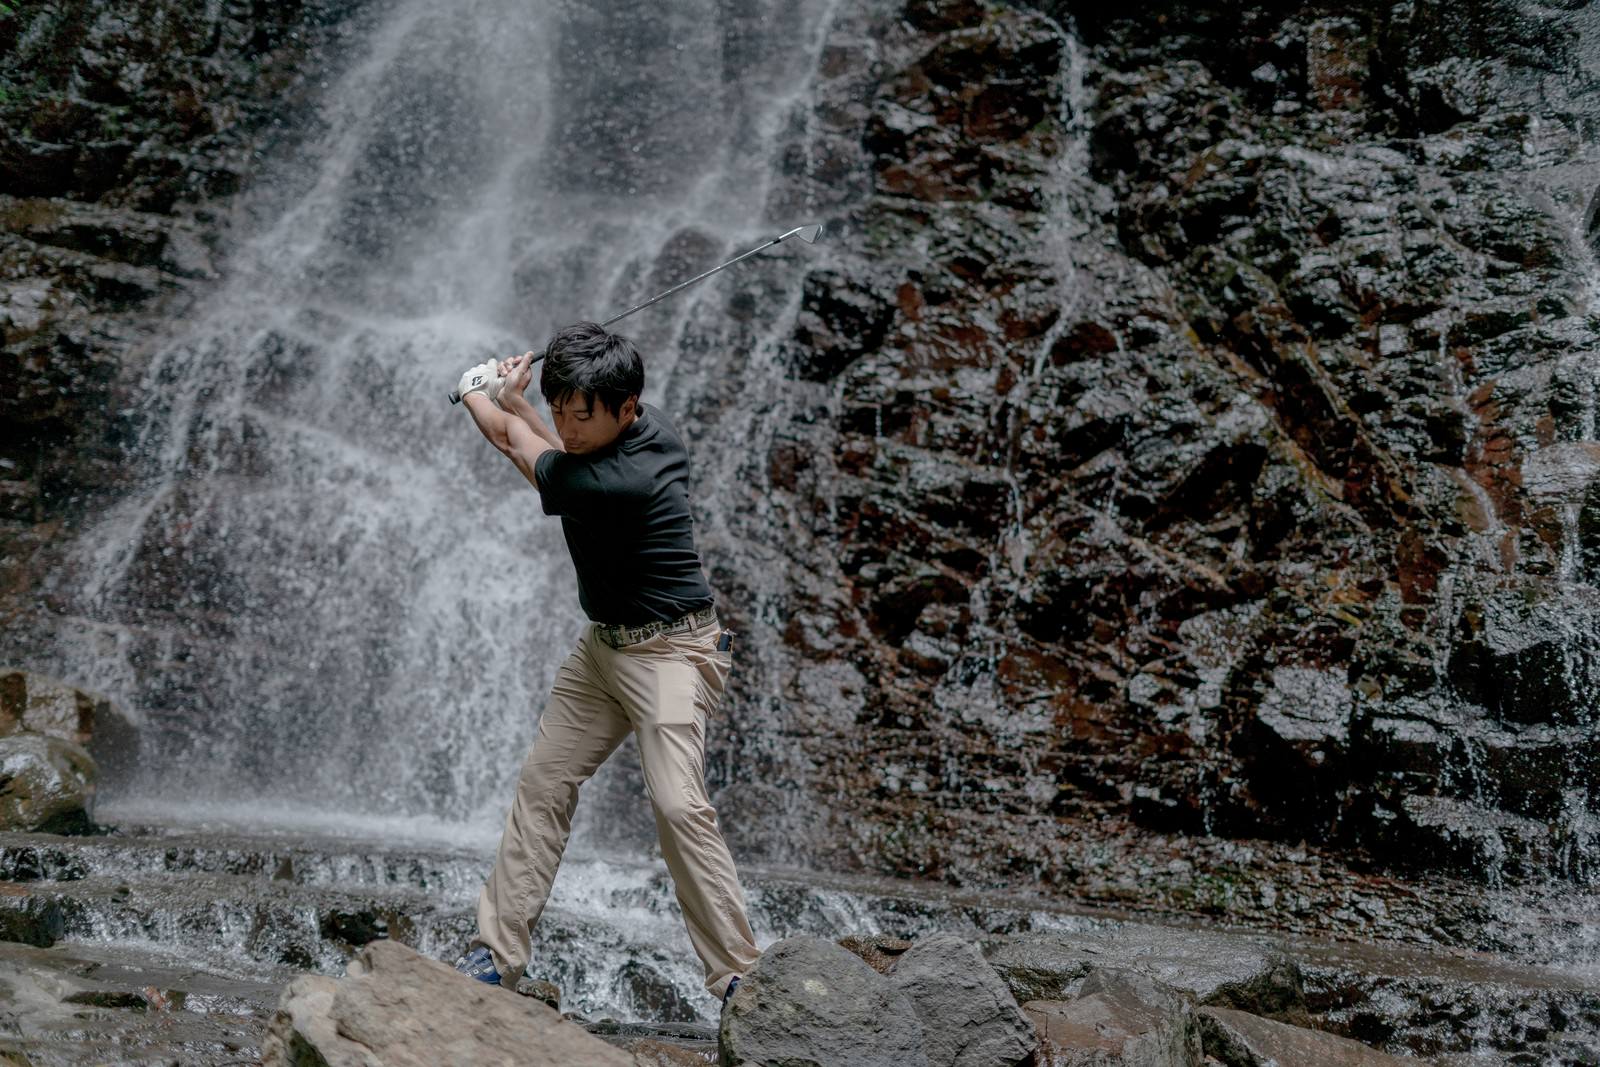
(472, 615, 759, 999)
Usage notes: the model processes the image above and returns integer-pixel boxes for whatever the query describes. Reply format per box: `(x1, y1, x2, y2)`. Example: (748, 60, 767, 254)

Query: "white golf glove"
(455, 361, 503, 404)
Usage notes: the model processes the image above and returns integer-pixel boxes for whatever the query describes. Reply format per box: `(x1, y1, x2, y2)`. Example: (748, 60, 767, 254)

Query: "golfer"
(450, 322, 759, 1006)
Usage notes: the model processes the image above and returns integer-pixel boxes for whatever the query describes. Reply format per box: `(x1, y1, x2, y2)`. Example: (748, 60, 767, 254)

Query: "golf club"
(448, 223, 824, 403)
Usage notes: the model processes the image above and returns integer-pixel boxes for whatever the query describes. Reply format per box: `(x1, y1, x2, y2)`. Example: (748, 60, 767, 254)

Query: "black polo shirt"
(532, 404, 715, 625)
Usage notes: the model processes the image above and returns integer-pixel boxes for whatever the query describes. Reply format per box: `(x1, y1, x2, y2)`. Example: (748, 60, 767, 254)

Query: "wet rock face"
(0, 0, 357, 640)
(0, 1, 332, 206)
(1104, 0, 1600, 866)
(1052, 0, 1600, 880)
(688, 0, 1600, 887)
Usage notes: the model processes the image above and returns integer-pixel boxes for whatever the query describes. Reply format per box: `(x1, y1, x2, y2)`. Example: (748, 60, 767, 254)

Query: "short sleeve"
(534, 450, 578, 516)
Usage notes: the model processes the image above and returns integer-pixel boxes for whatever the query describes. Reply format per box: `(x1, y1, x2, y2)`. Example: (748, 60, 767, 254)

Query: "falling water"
(32, 0, 837, 834)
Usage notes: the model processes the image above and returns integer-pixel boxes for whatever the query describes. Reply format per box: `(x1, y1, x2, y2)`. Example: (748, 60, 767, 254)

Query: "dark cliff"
(682, 0, 1600, 888)
(1, 0, 359, 599)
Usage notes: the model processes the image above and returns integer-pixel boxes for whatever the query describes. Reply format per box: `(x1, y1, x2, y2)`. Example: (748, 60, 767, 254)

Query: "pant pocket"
(658, 630, 731, 715)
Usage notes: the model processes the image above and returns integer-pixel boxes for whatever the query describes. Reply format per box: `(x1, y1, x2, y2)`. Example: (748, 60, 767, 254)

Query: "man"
(450, 321, 759, 1006)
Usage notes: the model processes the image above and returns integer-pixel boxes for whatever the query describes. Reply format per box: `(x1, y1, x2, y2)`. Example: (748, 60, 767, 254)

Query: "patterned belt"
(593, 606, 718, 650)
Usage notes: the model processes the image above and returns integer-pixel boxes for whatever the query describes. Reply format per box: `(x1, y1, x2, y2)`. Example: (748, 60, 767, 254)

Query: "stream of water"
(35, 0, 834, 835)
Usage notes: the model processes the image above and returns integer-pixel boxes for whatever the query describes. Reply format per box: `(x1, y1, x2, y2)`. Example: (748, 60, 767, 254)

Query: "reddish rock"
(1307, 18, 1372, 111)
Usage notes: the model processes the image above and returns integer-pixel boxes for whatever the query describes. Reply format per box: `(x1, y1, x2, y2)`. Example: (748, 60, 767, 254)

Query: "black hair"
(539, 322, 645, 416)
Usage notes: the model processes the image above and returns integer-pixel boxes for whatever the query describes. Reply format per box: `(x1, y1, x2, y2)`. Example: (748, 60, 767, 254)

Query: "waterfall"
(35, 0, 836, 835)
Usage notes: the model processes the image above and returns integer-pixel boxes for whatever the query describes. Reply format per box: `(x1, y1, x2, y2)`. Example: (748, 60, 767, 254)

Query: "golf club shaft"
(448, 225, 821, 403)
(519, 234, 782, 371)
(599, 229, 799, 329)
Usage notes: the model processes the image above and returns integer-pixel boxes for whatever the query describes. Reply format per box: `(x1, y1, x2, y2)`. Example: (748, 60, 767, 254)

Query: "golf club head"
(777, 224, 823, 245)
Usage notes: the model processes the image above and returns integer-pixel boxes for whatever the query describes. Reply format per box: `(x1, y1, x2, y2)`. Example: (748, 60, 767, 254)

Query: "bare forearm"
(464, 393, 511, 452)
(466, 394, 556, 487)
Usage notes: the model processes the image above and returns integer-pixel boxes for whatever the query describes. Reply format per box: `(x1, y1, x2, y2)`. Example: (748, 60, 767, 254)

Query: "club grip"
(450, 351, 545, 405)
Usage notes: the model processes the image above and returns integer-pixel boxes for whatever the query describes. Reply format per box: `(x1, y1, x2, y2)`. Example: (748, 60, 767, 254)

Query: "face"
(549, 392, 637, 454)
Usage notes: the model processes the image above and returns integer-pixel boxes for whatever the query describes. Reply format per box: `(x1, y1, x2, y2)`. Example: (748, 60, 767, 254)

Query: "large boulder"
(260, 938, 633, 1067)
(719, 936, 928, 1067)
(0, 733, 96, 833)
(983, 926, 1304, 1021)
(1024, 968, 1203, 1067)
(1198, 1006, 1411, 1066)
(888, 934, 1035, 1067)
(0, 670, 139, 789)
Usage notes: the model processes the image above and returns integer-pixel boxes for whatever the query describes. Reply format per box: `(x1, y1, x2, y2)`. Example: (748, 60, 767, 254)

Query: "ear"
(621, 395, 639, 420)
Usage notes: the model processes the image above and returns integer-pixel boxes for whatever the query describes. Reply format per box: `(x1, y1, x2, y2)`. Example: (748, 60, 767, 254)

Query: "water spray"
(447, 224, 824, 403)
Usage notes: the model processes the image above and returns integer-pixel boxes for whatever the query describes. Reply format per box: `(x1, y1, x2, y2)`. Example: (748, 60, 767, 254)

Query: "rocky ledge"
(254, 928, 1596, 1066)
(3, 822, 1595, 1063)
(241, 932, 1425, 1066)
